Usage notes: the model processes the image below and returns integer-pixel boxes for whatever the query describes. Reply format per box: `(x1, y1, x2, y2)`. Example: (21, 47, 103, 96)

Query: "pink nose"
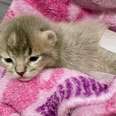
(17, 71, 25, 76)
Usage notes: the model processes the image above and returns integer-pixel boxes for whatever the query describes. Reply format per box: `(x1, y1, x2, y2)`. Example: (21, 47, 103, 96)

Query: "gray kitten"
(0, 15, 115, 81)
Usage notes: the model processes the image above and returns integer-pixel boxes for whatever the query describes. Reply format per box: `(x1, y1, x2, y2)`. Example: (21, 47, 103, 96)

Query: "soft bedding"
(3, 0, 116, 31)
(0, 67, 116, 116)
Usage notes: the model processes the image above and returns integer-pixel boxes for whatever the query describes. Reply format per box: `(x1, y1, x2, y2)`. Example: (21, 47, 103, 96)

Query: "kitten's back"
(57, 21, 114, 73)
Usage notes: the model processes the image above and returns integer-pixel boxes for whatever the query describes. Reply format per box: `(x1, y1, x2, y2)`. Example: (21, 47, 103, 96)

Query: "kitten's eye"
(41, 53, 48, 57)
(40, 27, 47, 32)
(4, 58, 13, 63)
(29, 56, 39, 62)
(40, 27, 45, 32)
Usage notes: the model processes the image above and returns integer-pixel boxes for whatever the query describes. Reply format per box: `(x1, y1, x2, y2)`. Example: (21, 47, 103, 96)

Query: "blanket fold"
(0, 68, 116, 116)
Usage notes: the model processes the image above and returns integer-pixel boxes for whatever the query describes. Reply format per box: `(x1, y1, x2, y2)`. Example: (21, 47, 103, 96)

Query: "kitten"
(0, 15, 115, 81)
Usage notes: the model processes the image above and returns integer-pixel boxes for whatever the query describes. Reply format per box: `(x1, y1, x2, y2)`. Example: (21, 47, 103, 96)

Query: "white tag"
(99, 30, 116, 53)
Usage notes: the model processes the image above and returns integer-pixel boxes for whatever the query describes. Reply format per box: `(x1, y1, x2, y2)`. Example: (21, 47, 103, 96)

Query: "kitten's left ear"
(7, 32, 16, 47)
(42, 30, 57, 47)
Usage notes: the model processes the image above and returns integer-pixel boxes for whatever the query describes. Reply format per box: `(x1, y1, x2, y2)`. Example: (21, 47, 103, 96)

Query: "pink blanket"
(0, 67, 116, 116)
(3, 0, 116, 31)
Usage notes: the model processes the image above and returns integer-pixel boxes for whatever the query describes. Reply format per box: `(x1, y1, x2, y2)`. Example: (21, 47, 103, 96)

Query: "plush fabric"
(1, 1, 116, 115)
(0, 67, 116, 116)
(74, 0, 116, 11)
(3, 0, 116, 31)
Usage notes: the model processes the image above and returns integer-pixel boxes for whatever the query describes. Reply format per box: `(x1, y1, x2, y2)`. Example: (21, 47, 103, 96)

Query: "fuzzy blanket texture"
(0, 0, 116, 116)
(0, 67, 116, 116)
(3, 0, 116, 31)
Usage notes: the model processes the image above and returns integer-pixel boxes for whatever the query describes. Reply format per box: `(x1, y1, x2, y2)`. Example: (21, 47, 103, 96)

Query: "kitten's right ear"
(41, 30, 57, 47)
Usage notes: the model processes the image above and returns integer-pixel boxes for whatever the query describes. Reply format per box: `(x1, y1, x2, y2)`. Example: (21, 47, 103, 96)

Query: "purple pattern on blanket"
(65, 79, 73, 99)
(36, 76, 108, 115)
(72, 77, 81, 96)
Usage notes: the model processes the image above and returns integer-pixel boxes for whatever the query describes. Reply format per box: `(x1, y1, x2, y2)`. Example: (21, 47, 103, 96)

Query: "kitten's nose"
(17, 71, 25, 76)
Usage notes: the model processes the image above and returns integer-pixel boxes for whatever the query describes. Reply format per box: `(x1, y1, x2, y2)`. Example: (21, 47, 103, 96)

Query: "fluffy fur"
(0, 15, 115, 81)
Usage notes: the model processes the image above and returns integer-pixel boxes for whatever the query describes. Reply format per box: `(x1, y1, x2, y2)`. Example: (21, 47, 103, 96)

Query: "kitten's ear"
(42, 30, 57, 47)
(7, 32, 16, 46)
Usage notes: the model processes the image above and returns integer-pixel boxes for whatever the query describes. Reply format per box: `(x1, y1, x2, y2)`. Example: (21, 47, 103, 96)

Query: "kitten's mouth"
(17, 73, 38, 81)
(18, 76, 33, 81)
(16, 70, 40, 81)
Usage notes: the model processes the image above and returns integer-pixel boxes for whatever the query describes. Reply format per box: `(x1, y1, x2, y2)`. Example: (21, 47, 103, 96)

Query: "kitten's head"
(0, 16, 58, 81)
